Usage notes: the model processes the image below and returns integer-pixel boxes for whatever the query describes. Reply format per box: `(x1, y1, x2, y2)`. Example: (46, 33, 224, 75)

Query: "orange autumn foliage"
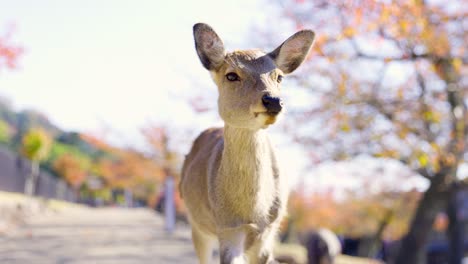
(81, 132, 168, 203)
(53, 154, 87, 189)
(288, 189, 420, 240)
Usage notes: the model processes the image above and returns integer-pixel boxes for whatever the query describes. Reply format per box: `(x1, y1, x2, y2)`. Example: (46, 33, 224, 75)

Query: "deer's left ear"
(268, 30, 315, 74)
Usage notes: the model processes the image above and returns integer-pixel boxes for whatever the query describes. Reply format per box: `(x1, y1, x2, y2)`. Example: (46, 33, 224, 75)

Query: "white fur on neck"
(217, 125, 277, 227)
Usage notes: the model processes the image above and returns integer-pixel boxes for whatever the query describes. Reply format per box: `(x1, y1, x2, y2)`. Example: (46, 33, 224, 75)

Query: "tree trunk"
(24, 161, 39, 196)
(124, 188, 133, 208)
(447, 183, 463, 264)
(358, 209, 394, 258)
(394, 174, 449, 264)
(370, 209, 394, 258)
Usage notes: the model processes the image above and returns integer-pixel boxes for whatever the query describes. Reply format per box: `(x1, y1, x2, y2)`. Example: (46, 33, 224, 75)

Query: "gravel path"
(0, 205, 196, 264)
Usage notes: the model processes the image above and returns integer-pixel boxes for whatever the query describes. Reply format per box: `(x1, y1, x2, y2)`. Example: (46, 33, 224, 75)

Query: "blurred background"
(0, 0, 466, 263)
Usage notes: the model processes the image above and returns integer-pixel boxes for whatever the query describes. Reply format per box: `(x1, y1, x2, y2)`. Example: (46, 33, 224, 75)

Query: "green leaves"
(0, 119, 11, 144)
(20, 127, 52, 162)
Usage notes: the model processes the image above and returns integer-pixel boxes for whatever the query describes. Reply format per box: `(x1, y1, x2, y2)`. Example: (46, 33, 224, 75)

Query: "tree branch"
(355, 52, 430, 62)
(416, 70, 436, 142)
(438, 58, 466, 162)
(416, 167, 433, 180)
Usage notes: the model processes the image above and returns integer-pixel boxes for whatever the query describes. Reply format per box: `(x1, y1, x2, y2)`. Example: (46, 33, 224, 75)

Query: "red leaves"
(0, 25, 23, 71)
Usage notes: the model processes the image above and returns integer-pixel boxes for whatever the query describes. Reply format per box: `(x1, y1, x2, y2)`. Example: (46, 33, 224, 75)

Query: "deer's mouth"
(254, 111, 281, 117)
(254, 112, 279, 126)
(264, 115, 277, 125)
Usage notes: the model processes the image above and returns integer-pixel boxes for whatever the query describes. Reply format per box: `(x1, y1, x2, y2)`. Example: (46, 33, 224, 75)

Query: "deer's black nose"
(262, 95, 283, 114)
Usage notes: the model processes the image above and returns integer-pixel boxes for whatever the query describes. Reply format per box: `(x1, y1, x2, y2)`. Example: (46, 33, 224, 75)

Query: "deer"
(180, 23, 315, 264)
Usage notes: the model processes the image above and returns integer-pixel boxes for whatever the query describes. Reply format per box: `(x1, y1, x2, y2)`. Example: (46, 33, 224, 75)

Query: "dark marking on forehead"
(225, 50, 277, 74)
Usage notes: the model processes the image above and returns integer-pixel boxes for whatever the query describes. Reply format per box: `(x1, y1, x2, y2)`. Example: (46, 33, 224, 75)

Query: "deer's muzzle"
(261, 95, 283, 115)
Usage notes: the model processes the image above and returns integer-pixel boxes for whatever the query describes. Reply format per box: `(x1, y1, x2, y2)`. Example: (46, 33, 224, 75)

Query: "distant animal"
(179, 23, 315, 264)
(303, 228, 341, 264)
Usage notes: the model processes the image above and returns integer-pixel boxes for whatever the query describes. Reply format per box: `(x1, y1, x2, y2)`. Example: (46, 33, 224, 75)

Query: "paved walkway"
(0, 204, 196, 264)
(0, 193, 381, 264)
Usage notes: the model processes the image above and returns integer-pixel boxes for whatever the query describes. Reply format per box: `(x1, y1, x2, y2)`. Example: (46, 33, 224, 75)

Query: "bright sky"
(1, 1, 458, 191)
(0, 0, 263, 134)
(0, 0, 316, 187)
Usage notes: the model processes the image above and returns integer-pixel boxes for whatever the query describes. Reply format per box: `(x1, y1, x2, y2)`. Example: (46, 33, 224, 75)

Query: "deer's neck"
(221, 125, 271, 174)
(217, 125, 277, 219)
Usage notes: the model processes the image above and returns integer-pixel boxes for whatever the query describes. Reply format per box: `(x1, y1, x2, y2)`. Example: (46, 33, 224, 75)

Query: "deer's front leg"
(258, 231, 279, 264)
(218, 227, 247, 264)
(248, 224, 280, 264)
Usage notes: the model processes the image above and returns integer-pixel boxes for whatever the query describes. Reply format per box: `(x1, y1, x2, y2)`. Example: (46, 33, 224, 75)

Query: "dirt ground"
(0, 194, 196, 264)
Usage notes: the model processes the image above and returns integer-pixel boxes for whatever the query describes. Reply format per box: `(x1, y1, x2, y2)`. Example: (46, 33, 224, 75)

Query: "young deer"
(180, 23, 315, 264)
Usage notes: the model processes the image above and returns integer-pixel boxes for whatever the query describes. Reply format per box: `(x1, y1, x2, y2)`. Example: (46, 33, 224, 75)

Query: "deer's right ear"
(193, 23, 226, 71)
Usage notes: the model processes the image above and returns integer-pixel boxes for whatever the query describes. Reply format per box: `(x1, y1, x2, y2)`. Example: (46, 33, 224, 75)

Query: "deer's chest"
(213, 154, 280, 227)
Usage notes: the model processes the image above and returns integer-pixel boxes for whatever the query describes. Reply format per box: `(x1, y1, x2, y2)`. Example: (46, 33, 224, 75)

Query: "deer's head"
(193, 23, 315, 130)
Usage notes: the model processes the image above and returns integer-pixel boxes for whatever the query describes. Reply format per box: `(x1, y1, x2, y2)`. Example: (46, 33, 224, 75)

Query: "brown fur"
(180, 23, 315, 264)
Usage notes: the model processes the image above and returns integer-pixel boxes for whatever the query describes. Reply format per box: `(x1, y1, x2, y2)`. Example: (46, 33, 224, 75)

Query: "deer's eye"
(277, 75, 283, 83)
(226, 72, 240, 82)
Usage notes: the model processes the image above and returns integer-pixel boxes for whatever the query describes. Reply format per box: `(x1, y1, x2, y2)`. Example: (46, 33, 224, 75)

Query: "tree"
(265, 1, 467, 263)
(0, 25, 22, 72)
(53, 153, 89, 190)
(82, 132, 166, 205)
(288, 189, 420, 242)
(0, 119, 12, 144)
(141, 125, 179, 177)
(141, 125, 186, 214)
(21, 127, 52, 196)
(0, 26, 22, 146)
